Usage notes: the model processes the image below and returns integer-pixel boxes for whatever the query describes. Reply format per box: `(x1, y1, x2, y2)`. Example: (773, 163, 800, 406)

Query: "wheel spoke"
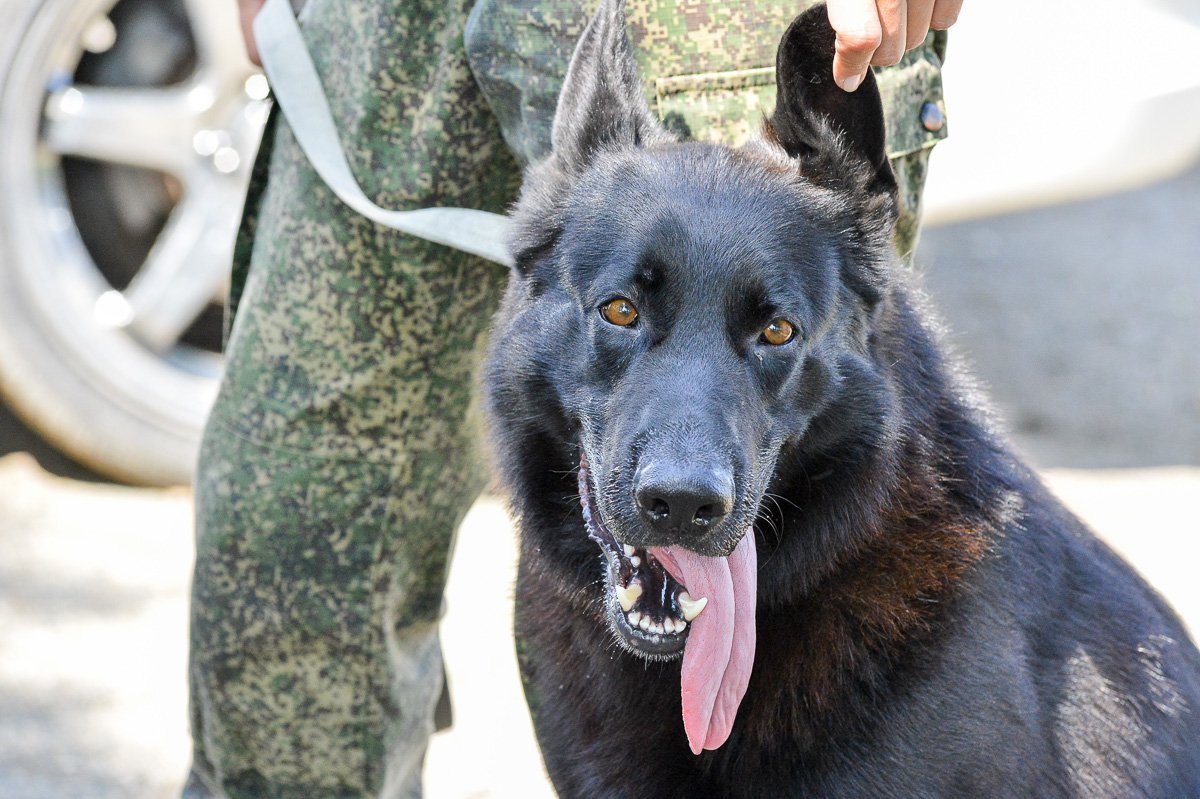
(43, 84, 201, 176)
(117, 187, 241, 352)
(180, 0, 251, 79)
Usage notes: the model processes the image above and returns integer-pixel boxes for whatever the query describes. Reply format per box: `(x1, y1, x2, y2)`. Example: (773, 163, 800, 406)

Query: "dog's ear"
(509, 0, 670, 275)
(766, 4, 898, 215)
(549, 0, 671, 172)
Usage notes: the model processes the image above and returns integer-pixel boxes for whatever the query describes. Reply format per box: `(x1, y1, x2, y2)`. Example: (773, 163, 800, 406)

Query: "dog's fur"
(482, 3, 1200, 796)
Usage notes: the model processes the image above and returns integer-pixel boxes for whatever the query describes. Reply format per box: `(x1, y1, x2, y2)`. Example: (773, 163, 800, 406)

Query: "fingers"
(870, 0, 906, 67)
(830, 0, 964, 91)
(827, 0, 884, 92)
(905, 0, 935, 51)
(828, 0, 915, 91)
(930, 0, 964, 30)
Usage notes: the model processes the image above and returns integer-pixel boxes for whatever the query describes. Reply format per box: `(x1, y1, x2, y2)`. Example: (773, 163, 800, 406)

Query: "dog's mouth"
(577, 449, 760, 754)
(578, 454, 701, 659)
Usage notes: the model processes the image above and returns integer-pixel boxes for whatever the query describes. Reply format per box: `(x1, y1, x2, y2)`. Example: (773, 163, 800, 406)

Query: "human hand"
(238, 0, 267, 66)
(826, 0, 963, 91)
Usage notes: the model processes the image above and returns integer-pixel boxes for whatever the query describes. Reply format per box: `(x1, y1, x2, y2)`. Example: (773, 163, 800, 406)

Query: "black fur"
(482, 3, 1200, 796)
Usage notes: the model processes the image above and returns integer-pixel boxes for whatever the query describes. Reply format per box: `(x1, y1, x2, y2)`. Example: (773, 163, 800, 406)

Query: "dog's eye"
(760, 318, 796, 346)
(600, 297, 639, 327)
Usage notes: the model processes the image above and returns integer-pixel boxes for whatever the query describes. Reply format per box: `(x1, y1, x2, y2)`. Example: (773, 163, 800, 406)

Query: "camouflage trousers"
(186, 1, 947, 797)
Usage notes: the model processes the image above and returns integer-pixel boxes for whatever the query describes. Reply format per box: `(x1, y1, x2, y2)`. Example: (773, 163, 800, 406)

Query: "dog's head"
(486, 0, 900, 692)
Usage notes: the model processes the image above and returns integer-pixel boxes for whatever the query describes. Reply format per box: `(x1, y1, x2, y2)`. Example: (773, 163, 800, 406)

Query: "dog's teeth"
(675, 619, 687, 633)
(627, 610, 642, 626)
(623, 544, 636, 557)
(629, 556, 641, 567)
(615, 582, 643, 612)
(654, 622, 665, 635)
(678, 592, 708, 622)
(639, 616, 653, 632)
(663, 618, 677, 634)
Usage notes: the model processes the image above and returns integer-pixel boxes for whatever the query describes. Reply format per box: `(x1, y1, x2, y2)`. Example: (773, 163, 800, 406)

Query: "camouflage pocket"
(654, 66, 777, 146)
(878, 32, 949, 258)
(649, 32, 947, 158)
(875, 31, 948, 159)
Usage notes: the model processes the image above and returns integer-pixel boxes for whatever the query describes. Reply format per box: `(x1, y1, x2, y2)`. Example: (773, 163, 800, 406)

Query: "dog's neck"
(740, 290, 1012, 750)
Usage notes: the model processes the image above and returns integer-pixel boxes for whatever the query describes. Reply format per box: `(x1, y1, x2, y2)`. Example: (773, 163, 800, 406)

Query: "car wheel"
(0, 0, 267, 485)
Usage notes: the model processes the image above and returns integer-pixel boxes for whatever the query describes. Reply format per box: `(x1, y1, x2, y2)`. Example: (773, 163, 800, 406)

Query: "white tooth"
(629, 556, 641, 567)
(676, 619, 687, 632)
(639, 616, 653, 632)
(654, 622, 665, 635)
(663, 618, 677, 634)
(615, 583, 643, 612)
(623, 544, 636, 557)
(627, 610, 642, 626)
(678, 592, 708, 622)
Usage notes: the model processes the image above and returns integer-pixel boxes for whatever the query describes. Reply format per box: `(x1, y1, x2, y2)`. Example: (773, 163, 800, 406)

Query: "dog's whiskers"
(765, 490, 801, 512)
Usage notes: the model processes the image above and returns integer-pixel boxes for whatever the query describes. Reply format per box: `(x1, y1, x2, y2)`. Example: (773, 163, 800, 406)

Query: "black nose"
(635, 461, 734, 536)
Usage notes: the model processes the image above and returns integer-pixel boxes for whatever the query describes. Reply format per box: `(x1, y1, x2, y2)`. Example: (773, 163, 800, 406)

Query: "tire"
(0, 0, 267, 485)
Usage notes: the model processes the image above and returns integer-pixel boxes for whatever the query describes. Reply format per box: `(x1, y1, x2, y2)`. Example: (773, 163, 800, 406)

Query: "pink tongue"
(649, 531, 757, 754)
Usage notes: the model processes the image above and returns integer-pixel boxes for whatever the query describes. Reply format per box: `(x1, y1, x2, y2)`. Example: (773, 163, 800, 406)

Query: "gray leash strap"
(253, 0, 514, 268)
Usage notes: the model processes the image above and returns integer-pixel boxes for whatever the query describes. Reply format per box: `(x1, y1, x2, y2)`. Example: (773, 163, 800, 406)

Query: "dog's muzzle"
(579, 452, 708, 658)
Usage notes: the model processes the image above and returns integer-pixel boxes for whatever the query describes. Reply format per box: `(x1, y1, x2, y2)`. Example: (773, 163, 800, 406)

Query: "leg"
(186, 0, 518, 796)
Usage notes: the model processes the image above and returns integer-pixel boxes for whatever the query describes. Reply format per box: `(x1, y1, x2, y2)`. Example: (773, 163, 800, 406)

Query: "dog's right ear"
(762, 5, 899, 305)
(766, 4, 898, 215)
(549, 0, 671, 173)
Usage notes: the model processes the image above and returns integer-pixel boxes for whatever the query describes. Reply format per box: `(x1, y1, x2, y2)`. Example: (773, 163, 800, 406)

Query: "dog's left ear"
(549, 0, 672, 173)
(509, 0, 671, 273)
(767, 4, 898, 219)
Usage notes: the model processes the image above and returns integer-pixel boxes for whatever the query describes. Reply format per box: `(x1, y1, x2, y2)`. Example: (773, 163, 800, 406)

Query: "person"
(184, 1, 962, 796)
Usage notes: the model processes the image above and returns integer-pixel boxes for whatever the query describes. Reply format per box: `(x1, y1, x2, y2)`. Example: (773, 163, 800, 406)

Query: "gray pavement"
(0, 454, 192, 798)
(1, 459, 1197, 799)
(916, 164, 1200, 469)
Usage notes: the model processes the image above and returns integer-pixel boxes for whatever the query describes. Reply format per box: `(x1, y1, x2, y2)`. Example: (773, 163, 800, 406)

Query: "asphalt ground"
(1, 456, 1197, 799)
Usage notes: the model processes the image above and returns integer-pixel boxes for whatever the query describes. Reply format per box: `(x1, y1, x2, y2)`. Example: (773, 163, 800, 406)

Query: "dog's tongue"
(650, 531, 757, 754)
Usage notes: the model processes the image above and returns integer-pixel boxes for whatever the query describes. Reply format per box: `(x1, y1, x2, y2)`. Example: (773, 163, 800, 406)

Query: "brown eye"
(760, 318, 796, 346)
(600, 297, 639, 327)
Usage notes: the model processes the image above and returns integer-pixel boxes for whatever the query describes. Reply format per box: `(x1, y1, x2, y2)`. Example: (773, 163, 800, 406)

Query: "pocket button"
(920, 101, 945, 132)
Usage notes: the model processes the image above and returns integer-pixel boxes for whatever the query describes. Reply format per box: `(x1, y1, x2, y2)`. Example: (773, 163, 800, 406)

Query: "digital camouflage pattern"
(628, 0, 798, 146)
(462, 1, 591, 166)
(876, 31, 948, 258)
(191, 0, 517, 795)
(189, 1, 947, 796)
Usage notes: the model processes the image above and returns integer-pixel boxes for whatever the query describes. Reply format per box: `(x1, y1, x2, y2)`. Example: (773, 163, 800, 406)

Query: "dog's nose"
(635, 462, 734, 536)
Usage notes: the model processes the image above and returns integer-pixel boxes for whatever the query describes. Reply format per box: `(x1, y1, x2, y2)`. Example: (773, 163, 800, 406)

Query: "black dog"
(482, 2, 1200, 795)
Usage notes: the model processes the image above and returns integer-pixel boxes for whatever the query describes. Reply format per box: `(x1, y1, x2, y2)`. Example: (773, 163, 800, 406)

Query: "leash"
(253, 0, 514, 267)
